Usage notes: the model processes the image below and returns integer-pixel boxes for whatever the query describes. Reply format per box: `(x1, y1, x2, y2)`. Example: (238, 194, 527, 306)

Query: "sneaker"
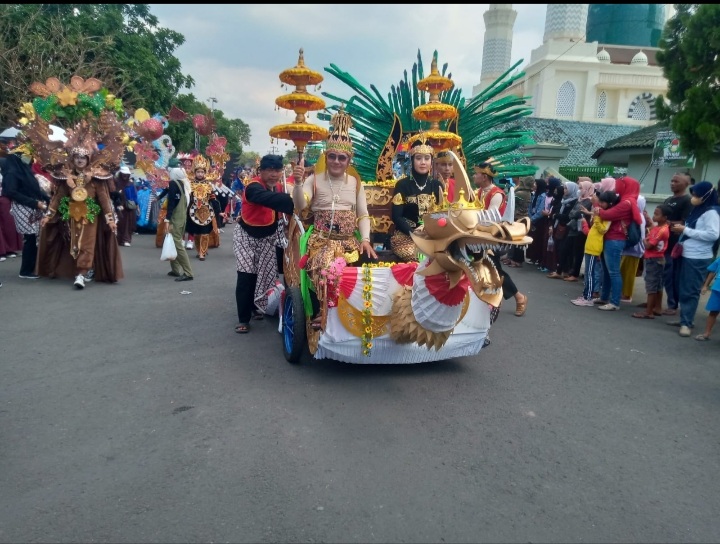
(7, 252, 17, 258)
(620, 297, 633, 303)
(598, 303, 619, 311)
(122, 242, 131, 247)
(18, 274, 40, 279)
(86, 269, 95, 280)
(0, 256, 6, 262)
(187, 241, 194, 250)
(571, 298, 595, 307)
(679, 325, 692, 337)
(74, 274, 85, 289)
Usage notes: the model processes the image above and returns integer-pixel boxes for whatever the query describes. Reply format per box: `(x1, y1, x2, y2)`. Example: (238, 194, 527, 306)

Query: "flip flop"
(694, 334, 711, 341)
(251, 311, 265, 321)
(631, 312, 655, 319)
(235, 323, 250, 334)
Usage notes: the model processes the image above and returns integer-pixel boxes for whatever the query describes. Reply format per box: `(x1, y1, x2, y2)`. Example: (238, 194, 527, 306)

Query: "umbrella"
(0, 126, 20, 138)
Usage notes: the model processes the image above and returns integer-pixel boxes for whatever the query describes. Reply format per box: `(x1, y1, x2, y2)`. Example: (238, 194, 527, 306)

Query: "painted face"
(326, 151, 350, 178)
(73, 154, 89, 169)
(413, 153, 432, 174)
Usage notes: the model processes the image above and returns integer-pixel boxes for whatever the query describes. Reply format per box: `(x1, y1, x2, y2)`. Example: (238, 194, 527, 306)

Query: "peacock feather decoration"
(320, 50, 537, 182)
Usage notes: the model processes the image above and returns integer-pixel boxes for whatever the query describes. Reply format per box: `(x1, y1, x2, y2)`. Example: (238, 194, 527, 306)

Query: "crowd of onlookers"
(505, 172, 720, 341)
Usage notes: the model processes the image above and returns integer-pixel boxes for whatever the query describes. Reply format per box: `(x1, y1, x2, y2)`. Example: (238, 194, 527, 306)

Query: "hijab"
(169, 167, 192, 200)
(579, 180, 595, 200)
(531, 178, 547, 208)
(561, 181, 579, 205)
(614, 176, 642, 225)
(599, 176, 616, 193)
(686, 181, 720, 228)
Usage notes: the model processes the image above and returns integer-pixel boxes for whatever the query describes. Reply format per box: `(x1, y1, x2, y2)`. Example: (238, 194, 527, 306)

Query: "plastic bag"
(547, 235, 555, 252)
(161, 232, 177, 261)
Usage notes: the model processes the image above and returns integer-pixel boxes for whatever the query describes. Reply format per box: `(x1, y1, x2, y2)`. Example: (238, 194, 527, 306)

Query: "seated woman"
(390, 134, 444, 262)
(292, 109, 377, 327)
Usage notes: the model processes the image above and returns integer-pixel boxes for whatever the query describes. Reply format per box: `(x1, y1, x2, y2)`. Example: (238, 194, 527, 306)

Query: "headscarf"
(686, 181, 720, 228)
(561, 181, 579, 205)
(169, 166, 192, 199)
(547, 176, 561, 195)
(614, 176, 642, 225)
(599, 176, 616, 193)
(579, 180, 595, 200)
(531, 178, 547, 209)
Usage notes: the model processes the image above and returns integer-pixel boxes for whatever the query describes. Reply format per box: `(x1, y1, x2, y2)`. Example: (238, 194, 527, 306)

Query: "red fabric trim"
(339, 267, 358, 298)
(391, 262, 418, 286)
(423, 273, 469, 306)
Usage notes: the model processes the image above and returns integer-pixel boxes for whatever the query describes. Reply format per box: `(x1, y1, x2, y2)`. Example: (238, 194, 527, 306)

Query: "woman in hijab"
(593, 176, 642, 310)
(525, 178, 547, 266)
(670, 181, 720, 336)
(540, 177, 563, 273)
(547, 181, 578, 279)
(507, 176, 535, 267)
(619, 194, 647, 301)
(565, 178, 596, 282)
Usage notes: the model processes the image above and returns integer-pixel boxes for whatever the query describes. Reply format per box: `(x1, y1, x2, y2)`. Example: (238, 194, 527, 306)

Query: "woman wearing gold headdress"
(185, 154, 221, 261)
(38, 130, 121, 289)
(292, 109, 377, 327)
(390, 134, 444, 262)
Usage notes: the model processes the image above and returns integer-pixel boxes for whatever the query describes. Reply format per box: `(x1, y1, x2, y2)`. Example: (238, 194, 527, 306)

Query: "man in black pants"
(1, 153, 51, 279)
(233, 155, 294, 333)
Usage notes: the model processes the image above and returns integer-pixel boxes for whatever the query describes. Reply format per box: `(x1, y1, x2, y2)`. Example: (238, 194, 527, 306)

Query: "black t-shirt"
(662, 194, 692, 249)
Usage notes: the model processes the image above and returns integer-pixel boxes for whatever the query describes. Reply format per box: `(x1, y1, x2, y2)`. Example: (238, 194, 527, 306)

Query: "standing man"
(164, 162, 194, 281)
(434, 151, 456, 201)
(660, 172, 692, 315)
(473, 162, 528, 317)
(186, 155, 221, 261)
(234, 154, 295, 333)
(114, 165, 137, 247)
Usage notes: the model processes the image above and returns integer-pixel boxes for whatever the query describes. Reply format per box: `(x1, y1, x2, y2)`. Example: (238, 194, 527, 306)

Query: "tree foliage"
(655, 4, 720, 162)
(0, 4, 251, 155)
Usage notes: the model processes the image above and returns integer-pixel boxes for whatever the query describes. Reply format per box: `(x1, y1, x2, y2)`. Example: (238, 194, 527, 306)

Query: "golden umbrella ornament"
(269, 48, 328, 161)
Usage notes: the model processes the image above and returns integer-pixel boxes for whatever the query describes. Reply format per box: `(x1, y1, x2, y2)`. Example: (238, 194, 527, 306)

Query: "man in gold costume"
(292, 109, 377, 328)
(186, 154, 221, 261)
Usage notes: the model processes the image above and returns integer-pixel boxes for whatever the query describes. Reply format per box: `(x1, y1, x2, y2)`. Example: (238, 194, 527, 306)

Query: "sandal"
(563, 276, 579, 282)
(235, 323, 250, 334)
(546, 272, 562, 279)
(694, 334, 711, 341)
(631, 312, 655, 319)
(514, 294, 528, 317)
(252, 310, 264, 321)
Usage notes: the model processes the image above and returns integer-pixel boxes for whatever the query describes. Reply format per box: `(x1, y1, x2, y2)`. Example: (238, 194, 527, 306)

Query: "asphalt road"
(1, 228, 718, 543)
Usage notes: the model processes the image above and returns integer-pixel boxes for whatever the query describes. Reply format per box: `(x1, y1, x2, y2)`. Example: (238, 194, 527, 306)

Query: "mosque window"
(555, 81, 576, 117)
(628, 92, 656, 121)
(597, 91, 607, 119)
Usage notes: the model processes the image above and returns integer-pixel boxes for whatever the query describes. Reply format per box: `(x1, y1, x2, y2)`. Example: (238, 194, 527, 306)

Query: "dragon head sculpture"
(410, 151, 532, 307)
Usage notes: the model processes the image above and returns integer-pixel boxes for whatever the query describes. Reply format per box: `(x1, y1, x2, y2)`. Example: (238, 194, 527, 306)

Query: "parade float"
(271, 50, 535, 364)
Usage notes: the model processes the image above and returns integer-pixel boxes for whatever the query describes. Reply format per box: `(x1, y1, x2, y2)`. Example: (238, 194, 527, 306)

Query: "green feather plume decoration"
(321, 50, 537, 181)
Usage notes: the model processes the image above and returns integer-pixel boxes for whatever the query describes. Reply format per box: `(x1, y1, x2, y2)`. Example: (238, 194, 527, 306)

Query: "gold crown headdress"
(325, 108, 354, 156)
(409, 132, 434, 157)
(192, 154, 209, 171)
(434, 150, 454, 164)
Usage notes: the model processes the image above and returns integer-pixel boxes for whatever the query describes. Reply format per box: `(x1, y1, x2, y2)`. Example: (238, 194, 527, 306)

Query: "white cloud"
(149, 4, 547, 154)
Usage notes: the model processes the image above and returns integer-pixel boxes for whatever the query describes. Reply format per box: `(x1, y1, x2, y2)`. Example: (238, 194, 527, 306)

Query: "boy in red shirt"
(632, 204, 671, 319)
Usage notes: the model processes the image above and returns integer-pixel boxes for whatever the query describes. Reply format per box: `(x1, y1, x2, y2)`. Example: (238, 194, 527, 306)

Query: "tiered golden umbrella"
(269, 48, 328, 160)
(413, 52, 462, 151)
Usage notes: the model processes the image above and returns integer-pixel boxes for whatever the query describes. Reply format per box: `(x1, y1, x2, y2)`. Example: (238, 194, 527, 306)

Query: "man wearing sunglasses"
(292, 109, 377, 329)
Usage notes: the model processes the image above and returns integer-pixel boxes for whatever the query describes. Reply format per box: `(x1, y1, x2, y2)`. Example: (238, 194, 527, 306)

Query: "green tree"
(655, 4, 720, 162)
(0, 4, 193, 125)
(163, 94, 250, 155)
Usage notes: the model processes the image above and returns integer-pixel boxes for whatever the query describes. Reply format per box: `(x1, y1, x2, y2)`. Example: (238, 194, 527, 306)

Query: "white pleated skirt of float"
(314, 291, 492, 364)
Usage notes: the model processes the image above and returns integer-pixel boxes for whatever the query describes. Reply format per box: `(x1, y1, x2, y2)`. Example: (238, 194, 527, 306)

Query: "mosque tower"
(543, 4, 589, 43)
(475, 4, 517, 95)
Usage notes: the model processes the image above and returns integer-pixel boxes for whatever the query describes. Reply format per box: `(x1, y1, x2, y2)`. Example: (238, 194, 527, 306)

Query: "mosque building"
(473, 4, 672, 176)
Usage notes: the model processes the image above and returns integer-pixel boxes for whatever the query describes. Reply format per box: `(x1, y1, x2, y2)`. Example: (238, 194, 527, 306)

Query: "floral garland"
(57, 196, 102, 223)
(361, 265, 373, 356)
(318, 257, 347, 308)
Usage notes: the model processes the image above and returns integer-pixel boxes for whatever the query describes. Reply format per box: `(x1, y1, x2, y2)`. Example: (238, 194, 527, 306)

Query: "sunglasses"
(327, 153, 349, 163)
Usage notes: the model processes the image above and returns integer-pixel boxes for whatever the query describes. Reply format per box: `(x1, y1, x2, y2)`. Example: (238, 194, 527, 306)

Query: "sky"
(148, 4, 548, 155)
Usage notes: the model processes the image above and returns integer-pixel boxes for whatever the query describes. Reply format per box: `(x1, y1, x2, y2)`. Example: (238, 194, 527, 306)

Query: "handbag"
(671, 240, 684, 259)
(125, 200, 137, 210)
(160, 232, 177, 261)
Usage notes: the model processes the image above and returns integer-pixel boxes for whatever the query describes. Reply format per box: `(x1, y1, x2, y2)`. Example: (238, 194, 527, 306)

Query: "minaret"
(476, 4, 517, 94)
(543, 4, 589, 43)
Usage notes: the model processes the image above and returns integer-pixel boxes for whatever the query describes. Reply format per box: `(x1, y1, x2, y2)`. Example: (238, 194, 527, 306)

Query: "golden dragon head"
(410, 151, 532, 306)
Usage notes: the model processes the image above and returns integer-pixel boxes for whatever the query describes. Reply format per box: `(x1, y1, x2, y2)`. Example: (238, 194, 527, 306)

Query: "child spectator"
(695, 254, 720, 340)
(632, 205, 670, 319)
(571, 191, 614, 306)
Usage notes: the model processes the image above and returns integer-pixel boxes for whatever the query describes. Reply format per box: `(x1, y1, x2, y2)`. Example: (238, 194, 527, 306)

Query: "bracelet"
(361, 237, 370, 243)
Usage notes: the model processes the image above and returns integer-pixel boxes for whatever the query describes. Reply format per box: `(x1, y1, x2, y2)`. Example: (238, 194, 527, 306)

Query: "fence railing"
(559, 166, 615, 182)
